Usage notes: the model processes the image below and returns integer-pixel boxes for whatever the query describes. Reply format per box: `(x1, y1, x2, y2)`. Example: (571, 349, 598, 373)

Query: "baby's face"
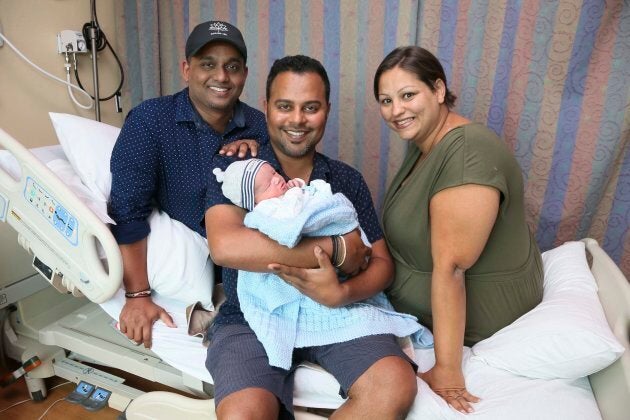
(254, 163, 289, 203)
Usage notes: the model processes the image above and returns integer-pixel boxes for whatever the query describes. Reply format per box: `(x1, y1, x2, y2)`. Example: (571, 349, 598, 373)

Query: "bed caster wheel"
(25, 375, 47, 401)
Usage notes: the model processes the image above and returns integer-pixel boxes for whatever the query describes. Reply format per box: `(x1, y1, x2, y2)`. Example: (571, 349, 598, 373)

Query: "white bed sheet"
(99, 290, 601, 420)
(0, 145, 604, 419)
(0, 144, 66, 170)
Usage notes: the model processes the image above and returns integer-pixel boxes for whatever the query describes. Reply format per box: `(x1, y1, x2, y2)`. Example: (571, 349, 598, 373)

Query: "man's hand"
(269, 246, 346, 307)
(338, 229, 371, 275)
(119, 298, 176, 348)
(286, 178, 306, 188)
(419, 365, 480, 414)
(219, 139, 259, 158)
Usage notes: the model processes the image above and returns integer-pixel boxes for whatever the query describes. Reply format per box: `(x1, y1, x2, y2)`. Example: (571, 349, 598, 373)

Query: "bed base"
(4, 296, 323, 418)
(3, 286, 210, 409)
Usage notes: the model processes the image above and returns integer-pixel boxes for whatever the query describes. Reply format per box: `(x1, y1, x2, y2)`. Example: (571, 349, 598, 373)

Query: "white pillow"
(49, 112, 119, 202)
(147, 209, 214, 310)
(48, 113, 213, 308)
(471, 241, 624, 379)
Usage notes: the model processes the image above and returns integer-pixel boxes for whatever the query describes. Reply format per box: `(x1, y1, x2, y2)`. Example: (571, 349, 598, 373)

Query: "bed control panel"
(24, 177, 78, 246)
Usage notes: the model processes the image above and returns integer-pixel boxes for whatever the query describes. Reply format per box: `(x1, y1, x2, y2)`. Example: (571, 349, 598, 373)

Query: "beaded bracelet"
(125, 288, 152, 299)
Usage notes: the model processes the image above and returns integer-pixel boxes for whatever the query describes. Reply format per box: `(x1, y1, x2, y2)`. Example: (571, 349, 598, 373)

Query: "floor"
(0, 361, 188, 420)
(0, 376, 120, 419)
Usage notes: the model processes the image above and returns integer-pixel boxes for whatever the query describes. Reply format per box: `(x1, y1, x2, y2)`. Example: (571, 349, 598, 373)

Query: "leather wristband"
(330, 235, 346, 268)
(331, 235, 339, 266)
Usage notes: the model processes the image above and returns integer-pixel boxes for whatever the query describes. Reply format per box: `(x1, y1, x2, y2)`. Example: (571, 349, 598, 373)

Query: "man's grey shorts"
(205, 323, 417, 419)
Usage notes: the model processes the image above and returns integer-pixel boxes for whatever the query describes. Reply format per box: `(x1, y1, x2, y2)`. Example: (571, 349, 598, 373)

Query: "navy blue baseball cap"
(185, 21, 247, 62)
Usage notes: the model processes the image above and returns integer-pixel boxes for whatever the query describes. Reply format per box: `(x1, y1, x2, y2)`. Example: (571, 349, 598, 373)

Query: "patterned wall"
(114, 0, 630, 276)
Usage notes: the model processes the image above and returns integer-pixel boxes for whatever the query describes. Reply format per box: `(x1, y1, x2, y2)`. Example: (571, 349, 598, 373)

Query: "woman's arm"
(421, 183, 499, 413)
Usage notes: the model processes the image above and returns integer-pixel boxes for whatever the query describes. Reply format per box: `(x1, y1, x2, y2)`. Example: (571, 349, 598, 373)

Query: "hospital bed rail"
(0, 127, 122, 303)
(584, 238, 630, 420)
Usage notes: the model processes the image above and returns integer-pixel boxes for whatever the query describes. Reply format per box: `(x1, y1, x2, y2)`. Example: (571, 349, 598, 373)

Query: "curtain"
(113, 0, 630, 276)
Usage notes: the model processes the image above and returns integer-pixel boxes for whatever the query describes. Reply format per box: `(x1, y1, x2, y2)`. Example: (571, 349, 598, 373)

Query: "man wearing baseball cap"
(185, 21, 247, 62)
(109, 21, 268, 349)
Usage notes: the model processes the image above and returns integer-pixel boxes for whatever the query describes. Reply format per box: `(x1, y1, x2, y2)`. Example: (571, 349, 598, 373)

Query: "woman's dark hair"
(373, 46, 457, 108)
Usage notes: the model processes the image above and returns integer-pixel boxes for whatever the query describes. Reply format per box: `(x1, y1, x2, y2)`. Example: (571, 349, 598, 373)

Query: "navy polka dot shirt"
(206, 143, 384, 326)
(109, 88, 269, 243)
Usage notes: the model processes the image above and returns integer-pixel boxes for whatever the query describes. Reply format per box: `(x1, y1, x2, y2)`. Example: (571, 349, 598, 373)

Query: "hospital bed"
(0, 121, 628, 420)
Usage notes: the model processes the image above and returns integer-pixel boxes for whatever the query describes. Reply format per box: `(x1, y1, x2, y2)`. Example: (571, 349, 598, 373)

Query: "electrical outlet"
(56, 30, 87, 54)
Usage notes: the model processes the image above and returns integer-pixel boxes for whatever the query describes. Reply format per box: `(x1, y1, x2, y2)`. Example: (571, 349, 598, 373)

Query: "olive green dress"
(383, 123, 543, 346)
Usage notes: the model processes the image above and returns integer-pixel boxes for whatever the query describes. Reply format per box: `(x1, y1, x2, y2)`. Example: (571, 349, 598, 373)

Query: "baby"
(213, 158, 424, 369)
(213, 158, 306, 213)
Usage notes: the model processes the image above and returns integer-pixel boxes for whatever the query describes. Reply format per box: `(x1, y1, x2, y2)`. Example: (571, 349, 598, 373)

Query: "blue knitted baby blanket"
(239, 181, 427, 369)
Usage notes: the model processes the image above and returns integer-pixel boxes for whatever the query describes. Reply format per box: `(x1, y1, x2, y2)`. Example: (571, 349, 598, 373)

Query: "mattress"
(99, 289, 601, 419)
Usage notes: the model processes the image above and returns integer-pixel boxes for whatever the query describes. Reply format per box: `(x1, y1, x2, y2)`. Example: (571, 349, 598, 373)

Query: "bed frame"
(584, 238, 630, 420)
(0, 127, 629, 419)
(0, 127, 207, 409)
